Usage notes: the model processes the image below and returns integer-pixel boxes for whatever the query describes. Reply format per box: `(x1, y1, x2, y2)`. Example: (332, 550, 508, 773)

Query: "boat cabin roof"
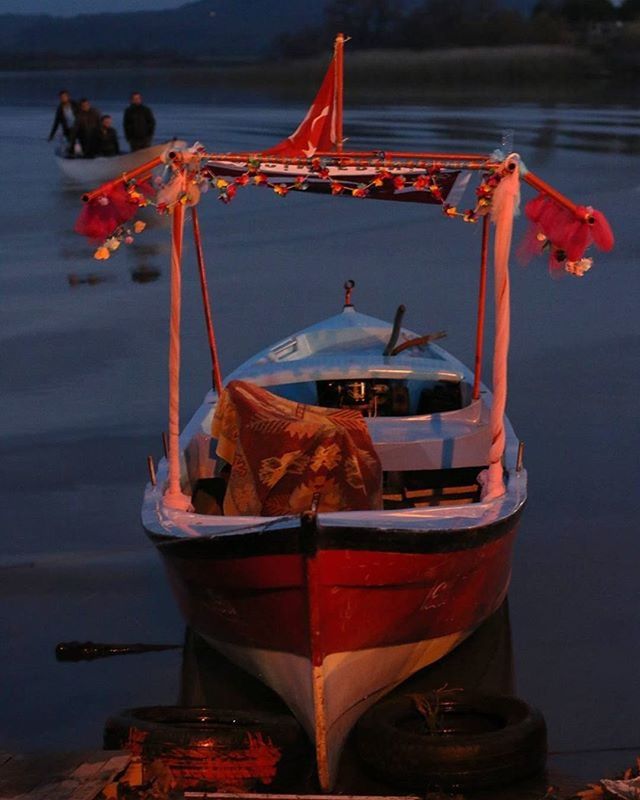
(226, 306, 467, 387)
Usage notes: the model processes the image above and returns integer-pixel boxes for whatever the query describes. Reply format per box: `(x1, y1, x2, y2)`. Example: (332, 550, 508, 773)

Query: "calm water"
(0, 69, 639, 781)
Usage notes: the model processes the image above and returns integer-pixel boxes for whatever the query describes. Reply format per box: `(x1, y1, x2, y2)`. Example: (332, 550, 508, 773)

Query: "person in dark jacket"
(47, 90, 78, 151)
(123, 92, 155, 151)
(93, 115, 120, 157)
(70, 98, 101, 157)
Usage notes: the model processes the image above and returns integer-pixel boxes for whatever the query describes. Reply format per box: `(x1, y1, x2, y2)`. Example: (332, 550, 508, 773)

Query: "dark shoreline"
(1, 44, 637, 87)
(3, 45, 638, 107)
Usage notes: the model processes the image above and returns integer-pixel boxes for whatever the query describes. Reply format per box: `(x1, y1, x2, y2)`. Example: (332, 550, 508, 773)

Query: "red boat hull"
(149, 509, 521, 788)
(157, 525, 517, 660)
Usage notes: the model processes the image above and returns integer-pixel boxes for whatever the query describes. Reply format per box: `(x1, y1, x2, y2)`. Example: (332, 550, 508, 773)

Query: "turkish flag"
(262, 56, 340, 158)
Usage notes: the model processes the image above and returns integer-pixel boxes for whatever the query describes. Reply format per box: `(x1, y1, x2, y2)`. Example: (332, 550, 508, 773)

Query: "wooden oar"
(55, 640, 182, 662)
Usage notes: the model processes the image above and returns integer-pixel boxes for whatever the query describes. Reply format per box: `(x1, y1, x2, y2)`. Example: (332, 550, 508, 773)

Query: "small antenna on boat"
(344, 279, 355, 308)
(500, 128, 514, 158)
(147, 455, 157, 486)
(516, 441, 525, 472)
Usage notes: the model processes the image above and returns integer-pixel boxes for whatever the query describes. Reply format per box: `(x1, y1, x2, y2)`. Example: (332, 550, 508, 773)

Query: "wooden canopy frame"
(79, 34, 607, 509)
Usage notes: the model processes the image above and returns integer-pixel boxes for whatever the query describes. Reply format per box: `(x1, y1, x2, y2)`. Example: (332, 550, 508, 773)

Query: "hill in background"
(1, 0, 637, 78)
(1, 0, 321, 63)
(0, 0, 539, 65)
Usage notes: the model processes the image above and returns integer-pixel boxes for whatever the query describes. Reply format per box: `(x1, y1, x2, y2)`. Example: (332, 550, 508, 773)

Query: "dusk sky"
(0, 0, 187, 14)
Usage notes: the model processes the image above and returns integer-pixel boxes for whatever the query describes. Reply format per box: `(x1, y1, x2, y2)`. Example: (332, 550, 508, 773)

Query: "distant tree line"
(273, 0, 640, 57)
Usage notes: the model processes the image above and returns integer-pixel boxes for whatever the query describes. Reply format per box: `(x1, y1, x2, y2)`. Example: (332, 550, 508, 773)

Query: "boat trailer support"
(192, 206, 223, 395)
(472, 215, 491, 400)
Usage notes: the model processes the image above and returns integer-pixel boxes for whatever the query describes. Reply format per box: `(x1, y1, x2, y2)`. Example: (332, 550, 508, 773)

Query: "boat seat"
(382, 466, 483, 509)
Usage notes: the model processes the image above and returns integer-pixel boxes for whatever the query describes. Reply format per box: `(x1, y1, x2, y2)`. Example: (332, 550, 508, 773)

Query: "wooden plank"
(183, 795, 422, 800)
(66, 778, 111, 800)
(0, 753, 86, 797)
(0, 752, 130, 800)
(12, 777, 80, 800)
(67, 754, 131, 800)
(68, 760, 108, 781)
(99, 754, 130, 774)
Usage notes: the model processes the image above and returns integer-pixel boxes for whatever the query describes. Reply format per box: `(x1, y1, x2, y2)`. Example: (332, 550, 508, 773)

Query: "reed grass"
(225, 45, 597, 92)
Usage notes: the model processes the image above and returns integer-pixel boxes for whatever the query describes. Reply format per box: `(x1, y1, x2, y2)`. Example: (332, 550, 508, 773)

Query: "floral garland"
(80, 151, 612, 277)
(207, 157, 501, 226)
(94, 219, 147, 260)
(84, 152, 509, 261)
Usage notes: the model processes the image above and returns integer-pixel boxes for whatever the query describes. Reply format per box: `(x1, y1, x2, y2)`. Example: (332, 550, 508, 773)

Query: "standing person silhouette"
(48, 90, 78, 153)
(70, 98, 101, 158)
(123, 91, 156, 152)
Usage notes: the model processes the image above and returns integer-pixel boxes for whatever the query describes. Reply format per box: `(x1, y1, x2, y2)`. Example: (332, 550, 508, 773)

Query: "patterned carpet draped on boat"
(212, 380, 383, 516)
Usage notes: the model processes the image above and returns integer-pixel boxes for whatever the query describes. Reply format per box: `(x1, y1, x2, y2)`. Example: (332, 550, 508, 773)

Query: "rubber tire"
(104, 706, 304, 749)
(104, 706, 311, 791)
(354, 691, 547, 791)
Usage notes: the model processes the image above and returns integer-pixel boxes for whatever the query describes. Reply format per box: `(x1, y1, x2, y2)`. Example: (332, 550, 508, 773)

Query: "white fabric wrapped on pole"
(480, 156, 521, 501)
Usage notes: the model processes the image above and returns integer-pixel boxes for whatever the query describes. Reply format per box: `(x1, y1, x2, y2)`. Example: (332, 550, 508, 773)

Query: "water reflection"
(67, 272, 113, 287)
(131, 265, 161, 283)
(57, 186, 167, 285)
(531, 118, 559, 165)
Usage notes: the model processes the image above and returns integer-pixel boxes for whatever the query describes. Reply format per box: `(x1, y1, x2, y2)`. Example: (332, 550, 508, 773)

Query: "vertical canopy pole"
(334, 32, 345, 152)
(164, 202, 190, 510)
(481, 160, 520, 501)
(472, 215, 490, 401)
(192, 206, 223, 396)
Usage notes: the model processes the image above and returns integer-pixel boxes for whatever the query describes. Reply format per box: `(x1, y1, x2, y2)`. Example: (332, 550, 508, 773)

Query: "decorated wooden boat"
(141, 301, 526, 789)
(75, 34, 614, 791)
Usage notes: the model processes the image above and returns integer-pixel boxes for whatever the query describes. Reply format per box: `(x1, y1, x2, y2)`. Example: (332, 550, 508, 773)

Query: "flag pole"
(334, 33, 345, 152)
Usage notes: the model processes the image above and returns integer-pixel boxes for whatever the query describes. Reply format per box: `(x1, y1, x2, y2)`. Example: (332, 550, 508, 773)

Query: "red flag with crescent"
(262, 56, 340, 158)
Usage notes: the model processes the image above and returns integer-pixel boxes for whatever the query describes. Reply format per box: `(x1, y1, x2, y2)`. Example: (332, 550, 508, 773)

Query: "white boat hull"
(202, 628, 474, 790)
(56, 142, 176, 187)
